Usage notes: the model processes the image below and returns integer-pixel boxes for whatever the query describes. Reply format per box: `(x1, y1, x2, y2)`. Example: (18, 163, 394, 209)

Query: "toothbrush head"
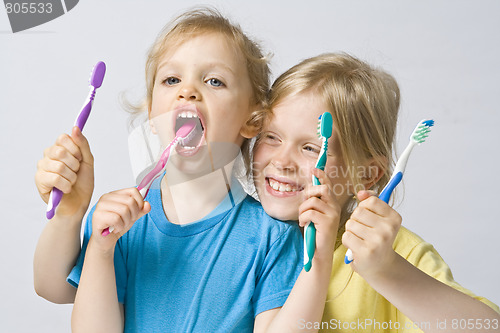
(317, 112, 333, 139)
(90, 61, 106, 88)
(176, 119, 197, 145)
(411, 119, 434, 144)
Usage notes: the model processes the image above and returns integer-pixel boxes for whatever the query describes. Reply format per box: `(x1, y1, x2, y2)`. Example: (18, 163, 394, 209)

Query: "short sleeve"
(66, 205, 129, 304)
(405, 240, 500, 314)
(252, 223, 303, 316)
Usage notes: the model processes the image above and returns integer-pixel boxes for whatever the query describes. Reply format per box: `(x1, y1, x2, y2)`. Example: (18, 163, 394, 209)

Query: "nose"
(271, 144, 298, 172)
(178, 80, 200, 101)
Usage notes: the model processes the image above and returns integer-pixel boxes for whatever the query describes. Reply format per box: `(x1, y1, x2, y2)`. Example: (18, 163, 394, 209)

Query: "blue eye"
(206, 78, 225, 87)
(304, 145, 320, 154)
(164, 77, 180, 85)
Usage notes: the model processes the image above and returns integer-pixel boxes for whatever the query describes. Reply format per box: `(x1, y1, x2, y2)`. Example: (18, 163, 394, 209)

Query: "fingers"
(342, 192, 402, 274)
(347, 195, 402, 238)
(36, 135, 80, 195)
(344, 217, 373, 240)
(298, 168, 341, 231)
(303, 168, 336, 203)
(356, 189, 377, 202)
(48, 133, 82, 171)
(36, 130, 94, 195)
(311, 167, 332, 187)
(355, 193, 393, 218)
(342, 229, 364, 253)
(303, 184, 334, 203)
(299, 208, 326, 228)
(95, 188, 151, 237)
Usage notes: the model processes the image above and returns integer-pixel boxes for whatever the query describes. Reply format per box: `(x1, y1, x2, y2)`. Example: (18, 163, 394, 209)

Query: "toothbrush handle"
(304, 222, 316, 272)
(304, 174, 321, 271)
(101, 140, 176, 236)
(46, 88, 97, 220)
(344, 171, 403, 264)
(101, 185, 153, 237)
(75, 95, 94, 131)
(378, 171, 403, 204)
(46, 187, 63, 219)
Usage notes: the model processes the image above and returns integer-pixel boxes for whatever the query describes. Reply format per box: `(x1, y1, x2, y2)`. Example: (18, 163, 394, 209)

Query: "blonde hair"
(127, 6, 270, 170)
(264, 53, 400, 220)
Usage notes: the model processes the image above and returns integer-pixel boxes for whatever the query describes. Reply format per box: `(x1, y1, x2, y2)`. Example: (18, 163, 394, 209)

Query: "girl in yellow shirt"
(251, 52, 500, 332)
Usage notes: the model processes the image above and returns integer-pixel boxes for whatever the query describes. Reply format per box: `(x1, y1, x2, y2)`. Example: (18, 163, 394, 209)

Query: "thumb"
(71, 126, 94, 165)
(141, 201, 151, 216)
(356, 189, 377, 202)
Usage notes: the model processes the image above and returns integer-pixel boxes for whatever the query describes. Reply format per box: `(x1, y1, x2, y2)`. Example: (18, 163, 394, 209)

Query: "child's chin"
(261, 201, 298, 221)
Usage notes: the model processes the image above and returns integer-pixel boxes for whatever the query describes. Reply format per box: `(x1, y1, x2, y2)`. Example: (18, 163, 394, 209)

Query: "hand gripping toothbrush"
(344, 119, 435, 264)
(46, 61, 106, 219)
(101, 119, 197, 236)
(304, 112, 333, 272)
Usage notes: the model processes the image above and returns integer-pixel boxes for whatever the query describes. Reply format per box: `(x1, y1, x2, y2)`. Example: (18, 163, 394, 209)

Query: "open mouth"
(265, 177, 304, 195)
(174, 110, 205, 154)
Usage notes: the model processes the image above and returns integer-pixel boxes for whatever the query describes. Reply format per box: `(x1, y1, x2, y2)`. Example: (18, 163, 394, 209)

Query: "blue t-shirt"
(68, 176, 303, 332)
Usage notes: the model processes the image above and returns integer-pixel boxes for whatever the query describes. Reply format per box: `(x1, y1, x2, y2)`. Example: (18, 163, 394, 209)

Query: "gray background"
(1, 1, 499, 332)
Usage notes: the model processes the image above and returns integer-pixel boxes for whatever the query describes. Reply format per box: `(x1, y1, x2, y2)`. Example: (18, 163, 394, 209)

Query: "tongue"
(177, 118, 203, 148)
(176, 119, 197, 137)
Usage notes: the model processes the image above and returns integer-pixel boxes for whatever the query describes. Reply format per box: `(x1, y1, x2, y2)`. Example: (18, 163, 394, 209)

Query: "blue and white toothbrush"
(304, 111, 333, 272)
(344, 119, 434, 264)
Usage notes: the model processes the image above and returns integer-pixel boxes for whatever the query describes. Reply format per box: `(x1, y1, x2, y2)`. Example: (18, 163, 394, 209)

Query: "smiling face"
(253, 91, 353, 221)
(149, 32, 257, 170)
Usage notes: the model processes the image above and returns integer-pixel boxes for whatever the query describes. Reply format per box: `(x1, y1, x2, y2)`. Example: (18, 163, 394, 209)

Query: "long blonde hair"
(265, 53, 400, 219)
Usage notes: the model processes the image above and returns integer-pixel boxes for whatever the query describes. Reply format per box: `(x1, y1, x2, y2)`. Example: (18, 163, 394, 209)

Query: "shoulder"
(393, 226, 428, 258)
(394, 226, 450, 276)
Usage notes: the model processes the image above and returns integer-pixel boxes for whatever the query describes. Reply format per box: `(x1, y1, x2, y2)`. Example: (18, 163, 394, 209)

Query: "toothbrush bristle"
(317, 112, 333, 139)
(90, 61, 106, 88)
(315, 115, 320, 138)
(412, 119, 434, 144)
(422, 119, 435, 127)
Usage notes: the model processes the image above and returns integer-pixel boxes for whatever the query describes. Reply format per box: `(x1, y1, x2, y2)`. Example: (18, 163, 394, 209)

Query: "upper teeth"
(178, 111, 198, 119)
(269, 179, 299, 192)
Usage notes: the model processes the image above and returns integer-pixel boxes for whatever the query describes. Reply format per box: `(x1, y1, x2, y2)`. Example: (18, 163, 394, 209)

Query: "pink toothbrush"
(101, 119, 197, 236)
(46, 61, 106, 220)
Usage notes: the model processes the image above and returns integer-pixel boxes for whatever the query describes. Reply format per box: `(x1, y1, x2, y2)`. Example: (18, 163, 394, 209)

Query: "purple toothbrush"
(46, 61, 106, 220)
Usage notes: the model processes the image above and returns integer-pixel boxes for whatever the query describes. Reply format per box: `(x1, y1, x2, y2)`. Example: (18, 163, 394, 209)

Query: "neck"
(160, 159, 236, 225)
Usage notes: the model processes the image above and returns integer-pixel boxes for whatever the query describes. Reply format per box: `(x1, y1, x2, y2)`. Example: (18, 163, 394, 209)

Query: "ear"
(240, 106, 263, 139)
(240, 121, 260, 139)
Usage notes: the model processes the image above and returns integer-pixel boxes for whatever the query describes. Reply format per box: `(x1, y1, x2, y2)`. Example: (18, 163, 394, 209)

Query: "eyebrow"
(265, 122, 322, 145)
(157, 60, 236, 76)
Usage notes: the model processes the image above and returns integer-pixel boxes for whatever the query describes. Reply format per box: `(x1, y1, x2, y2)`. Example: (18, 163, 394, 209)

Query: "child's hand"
(298, 168, 341, 264)
(35, 126, 94, 217)
(90, 188, 151, 252)
(342, 190, 402, 278)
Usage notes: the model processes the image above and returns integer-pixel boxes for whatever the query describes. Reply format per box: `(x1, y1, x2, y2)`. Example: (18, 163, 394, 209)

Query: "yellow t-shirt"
(317, 226, 499, 333)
